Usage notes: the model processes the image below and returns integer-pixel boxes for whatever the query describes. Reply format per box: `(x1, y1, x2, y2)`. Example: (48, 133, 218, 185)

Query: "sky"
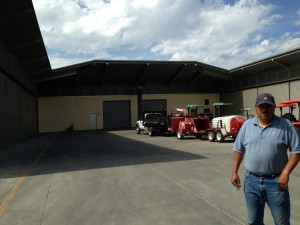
(32, 0, 300, 70)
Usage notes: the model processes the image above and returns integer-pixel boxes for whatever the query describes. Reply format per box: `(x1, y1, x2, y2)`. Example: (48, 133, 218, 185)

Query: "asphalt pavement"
(1, 130, 300, 225)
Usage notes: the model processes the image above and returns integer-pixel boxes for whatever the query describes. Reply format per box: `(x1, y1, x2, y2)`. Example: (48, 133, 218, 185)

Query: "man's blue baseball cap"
(255, 93, 275, 106)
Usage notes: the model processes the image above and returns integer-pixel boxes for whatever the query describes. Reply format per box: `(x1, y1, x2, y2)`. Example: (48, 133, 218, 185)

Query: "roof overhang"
(0, 0, 51, 77)
(229, 48, 300, 76)
(1, 0, 300, 94)
(35, 60, 231, 86)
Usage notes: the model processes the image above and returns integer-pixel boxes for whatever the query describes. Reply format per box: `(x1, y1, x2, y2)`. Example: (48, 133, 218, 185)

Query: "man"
(231, 93, 300, 225)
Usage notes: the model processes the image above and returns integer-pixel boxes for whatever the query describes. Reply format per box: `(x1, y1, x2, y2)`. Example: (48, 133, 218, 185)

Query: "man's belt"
(249, 171, 281, 178)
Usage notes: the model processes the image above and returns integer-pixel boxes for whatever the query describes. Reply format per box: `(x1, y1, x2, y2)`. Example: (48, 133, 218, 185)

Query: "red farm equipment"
(205, 102, 245, 142)
(277, 99, 300, 133)
(168, 104, 211, 139)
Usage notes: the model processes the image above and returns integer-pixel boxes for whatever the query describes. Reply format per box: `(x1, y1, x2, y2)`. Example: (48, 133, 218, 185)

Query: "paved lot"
(1, 130, 300, 225)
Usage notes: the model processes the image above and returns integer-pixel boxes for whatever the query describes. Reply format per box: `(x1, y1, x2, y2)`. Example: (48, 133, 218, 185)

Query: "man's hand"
(277, 153, 300, 190)
(231, 151, 244, 191)
(231, 173, 241, 191)
(277, 173, 289, 190)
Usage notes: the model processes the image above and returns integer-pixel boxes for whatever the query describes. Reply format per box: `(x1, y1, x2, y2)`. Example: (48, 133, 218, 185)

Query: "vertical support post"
(136, 86, 143, 119)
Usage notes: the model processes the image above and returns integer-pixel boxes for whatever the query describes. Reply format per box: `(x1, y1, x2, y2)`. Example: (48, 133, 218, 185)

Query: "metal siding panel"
(6, 79, 20, 144)
(220, 90, 257, 116)
(290, 80, 300, 100)
(0, 72, 5, 148)
(242, 89, 257, 117)
(290, 80, 300, 119)
(27, 95, 37, 136)
(0, 71, 37, 148)
(233, 90, 244, 113)
(258, 83, 289, 116)
(220, 92, 236, 115)
(258, 83, 289, 102)
(103, 101, 131, 129)
(20, 88, 27, 138)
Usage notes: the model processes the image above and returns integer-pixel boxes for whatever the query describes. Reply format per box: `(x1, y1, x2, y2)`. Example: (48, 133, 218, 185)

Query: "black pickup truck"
(135, 111, 167, 136)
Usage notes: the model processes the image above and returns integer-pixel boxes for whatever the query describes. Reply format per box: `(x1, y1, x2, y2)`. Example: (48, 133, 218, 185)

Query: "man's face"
(256, 103, 275, 122)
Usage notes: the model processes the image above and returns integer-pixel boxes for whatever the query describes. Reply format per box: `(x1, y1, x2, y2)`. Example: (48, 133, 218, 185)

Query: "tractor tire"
(216, 131, 224, 143)
(282, 113, 297, 122)
(148, 127, 155, 136)
(207, 131, 216, 142)
(136, 126, 141, 134)
(177, 130, 184, 139)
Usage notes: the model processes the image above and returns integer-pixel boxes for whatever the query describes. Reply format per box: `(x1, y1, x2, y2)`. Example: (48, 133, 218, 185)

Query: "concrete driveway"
(1, 130, 300, 225)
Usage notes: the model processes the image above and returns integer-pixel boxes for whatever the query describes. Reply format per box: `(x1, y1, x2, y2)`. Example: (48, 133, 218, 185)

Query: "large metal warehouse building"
(1, 0, 300, 148)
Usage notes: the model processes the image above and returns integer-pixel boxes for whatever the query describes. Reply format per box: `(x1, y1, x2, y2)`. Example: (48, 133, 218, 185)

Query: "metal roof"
(0, 0, 51, 77)
(229, 47, 300, 76)
(37, 60, 232, 96)
(1, 0, 300, 92)
(35, 59, 231, 84)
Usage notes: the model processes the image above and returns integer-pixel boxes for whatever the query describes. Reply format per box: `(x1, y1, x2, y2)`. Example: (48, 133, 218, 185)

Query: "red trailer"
(166, 108, 186, 136)
(167, 104, 211, 139)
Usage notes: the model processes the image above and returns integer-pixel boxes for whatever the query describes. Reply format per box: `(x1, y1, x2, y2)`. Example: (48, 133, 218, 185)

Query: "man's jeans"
(244, 171, 290, 225)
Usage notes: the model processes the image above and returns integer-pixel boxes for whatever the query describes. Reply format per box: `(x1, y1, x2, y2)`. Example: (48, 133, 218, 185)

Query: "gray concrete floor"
(1, 130, 300, 225)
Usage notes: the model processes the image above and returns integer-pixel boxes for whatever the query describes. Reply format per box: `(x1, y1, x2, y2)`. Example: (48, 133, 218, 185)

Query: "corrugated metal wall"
(0, 72, 5, 147)
(220, 81, 300, 118)
(258, 83, 290, 104)
(0, 71, 37, 148)
(290, 80, 300, 99)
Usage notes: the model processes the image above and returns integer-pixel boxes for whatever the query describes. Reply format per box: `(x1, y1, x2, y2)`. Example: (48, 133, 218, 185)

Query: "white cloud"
(32, 0, 300, 69)
(260, 40, 269, 47)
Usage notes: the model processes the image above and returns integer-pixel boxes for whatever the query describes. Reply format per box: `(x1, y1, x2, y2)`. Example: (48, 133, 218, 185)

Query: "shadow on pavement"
(0, 130, 207, 179)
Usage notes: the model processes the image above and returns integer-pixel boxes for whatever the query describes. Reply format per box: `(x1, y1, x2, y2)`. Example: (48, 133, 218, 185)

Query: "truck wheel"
(136, 126, 141, 134)
(148, 127, 155, 136)
(216, 131, 224, 143)
(207, 131, 216, 142)
(177, 130, 184, 139)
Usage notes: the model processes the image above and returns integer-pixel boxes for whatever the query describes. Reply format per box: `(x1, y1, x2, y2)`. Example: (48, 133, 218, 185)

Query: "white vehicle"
(206, 115, 245, 142)
(136, 111, 167, 136)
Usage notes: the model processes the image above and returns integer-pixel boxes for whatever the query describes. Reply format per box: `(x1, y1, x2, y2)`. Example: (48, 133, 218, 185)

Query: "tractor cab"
(185, 104, 203, 117)
(212, 102, 233, 117)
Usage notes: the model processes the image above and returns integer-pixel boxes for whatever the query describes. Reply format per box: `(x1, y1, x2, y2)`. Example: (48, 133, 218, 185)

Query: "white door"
(90, 113, 97, 130)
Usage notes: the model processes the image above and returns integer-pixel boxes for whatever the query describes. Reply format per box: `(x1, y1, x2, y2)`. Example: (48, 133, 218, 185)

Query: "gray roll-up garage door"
(103, 100, 131, 129)
(142, 99, 167, 112)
